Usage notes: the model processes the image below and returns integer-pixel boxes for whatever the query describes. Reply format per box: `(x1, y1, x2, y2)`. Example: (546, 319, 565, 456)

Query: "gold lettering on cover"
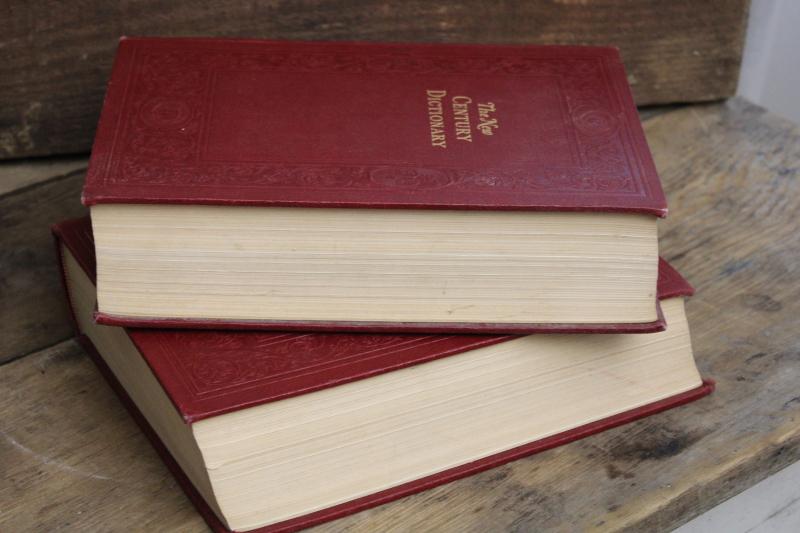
(477, 102, 499, 136)
(426, 90, 448, 148)
(452, 96, 473, 142)
(424, 92, 500, 148)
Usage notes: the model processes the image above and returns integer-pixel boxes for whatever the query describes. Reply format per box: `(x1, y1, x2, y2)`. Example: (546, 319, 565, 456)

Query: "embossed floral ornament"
(182, 331, 417, 391)
(140, 97, 193, 129)
(369, 167, 454, 190)
(193, 356, 241, 387)
(574, 108, 619, 137)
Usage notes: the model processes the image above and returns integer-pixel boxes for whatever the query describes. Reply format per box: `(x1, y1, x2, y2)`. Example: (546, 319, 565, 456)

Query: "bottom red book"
(54, 217, 713, 533)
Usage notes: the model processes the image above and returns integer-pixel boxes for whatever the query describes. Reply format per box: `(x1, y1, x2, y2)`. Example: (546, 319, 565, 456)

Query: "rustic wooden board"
(0, 340, 206, 531)
(0, 168, 87, 364)
(0, 0, 749, 159)
(1, 98, 798, 531)
(0, 155, 87, 197)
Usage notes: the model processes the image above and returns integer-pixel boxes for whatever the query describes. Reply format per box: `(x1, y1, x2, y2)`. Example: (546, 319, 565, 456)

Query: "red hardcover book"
(55, 217, 711, 532)
(83, 39, 664, 213)
(85, 37, 667, 333)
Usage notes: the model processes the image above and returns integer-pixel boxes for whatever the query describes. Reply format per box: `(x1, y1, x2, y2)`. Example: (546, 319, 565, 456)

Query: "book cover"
(82, 37, 666, 216)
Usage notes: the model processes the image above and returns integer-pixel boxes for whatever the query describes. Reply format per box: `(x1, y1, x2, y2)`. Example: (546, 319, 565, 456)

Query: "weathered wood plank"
(0, 0, 749, 159)
(0, 340, 206, 532)
(2, 97, 798, 532)
(0, 168, 87, 363)
(0, 155, 87, 196)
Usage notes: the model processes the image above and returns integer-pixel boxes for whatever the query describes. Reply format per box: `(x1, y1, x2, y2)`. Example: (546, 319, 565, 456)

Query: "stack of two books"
(55, 38, 712, 532)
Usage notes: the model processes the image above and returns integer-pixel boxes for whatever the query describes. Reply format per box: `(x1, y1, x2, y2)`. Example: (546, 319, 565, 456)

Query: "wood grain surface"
(0, 0, 749, 159)
(0, 167, 87, 363)
(0, 156, 87, 196)
(2, 97, 799, 531)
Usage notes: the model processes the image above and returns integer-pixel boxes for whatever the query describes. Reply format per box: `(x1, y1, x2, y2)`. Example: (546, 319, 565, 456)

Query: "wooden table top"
(2, 97, 799, 532)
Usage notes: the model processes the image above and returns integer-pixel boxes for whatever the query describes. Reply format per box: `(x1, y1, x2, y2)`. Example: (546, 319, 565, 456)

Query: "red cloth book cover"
(54, 217, 711, 533)
(82, 37, 666, 216)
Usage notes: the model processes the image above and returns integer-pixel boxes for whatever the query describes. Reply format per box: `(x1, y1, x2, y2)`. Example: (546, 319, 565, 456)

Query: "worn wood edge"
(638, 103, 690, 122)
(619, 426, 800, 532)
(0, 165, 87, 201)
(0, 338, 78, 369)
(0, 338, 208, 532)
(0, 155, 88, 196)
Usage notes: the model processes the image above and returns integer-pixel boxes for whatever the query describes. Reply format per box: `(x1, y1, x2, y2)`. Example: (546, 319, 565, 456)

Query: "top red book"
(83, 37, 666, 216)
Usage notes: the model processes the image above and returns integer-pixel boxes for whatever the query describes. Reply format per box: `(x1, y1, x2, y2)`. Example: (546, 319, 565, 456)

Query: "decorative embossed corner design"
(156, 331, 446, 399)
(110, 43, 643, 196)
